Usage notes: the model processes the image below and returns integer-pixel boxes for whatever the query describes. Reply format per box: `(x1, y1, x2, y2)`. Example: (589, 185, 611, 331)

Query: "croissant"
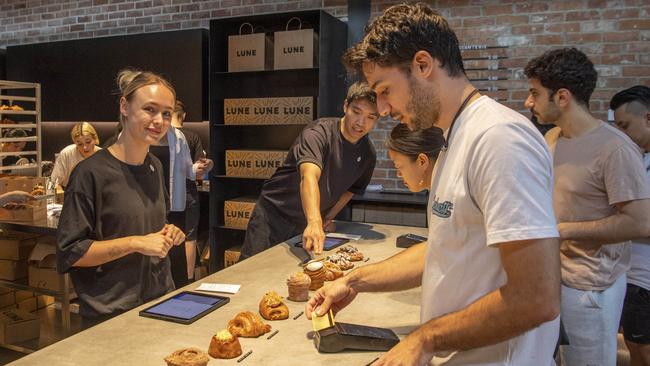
(259, 291, 289, 320)
(227, 311, 271, 338)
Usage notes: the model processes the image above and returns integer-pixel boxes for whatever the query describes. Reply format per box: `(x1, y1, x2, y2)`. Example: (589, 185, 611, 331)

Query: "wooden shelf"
(0, 110, 38, 115)
(0, 95, 36, 102)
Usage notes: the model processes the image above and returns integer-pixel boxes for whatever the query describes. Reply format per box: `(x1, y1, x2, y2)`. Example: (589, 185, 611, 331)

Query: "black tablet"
(295, 236, 350, 251)
(139, 291, 230, 324)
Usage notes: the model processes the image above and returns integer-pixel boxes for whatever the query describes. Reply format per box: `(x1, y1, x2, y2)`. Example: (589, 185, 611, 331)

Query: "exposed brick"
(135, 16, 152, 24)
(180, 3, 199, 12)
(191, 11, 210, 19)
(127, 25, 143, 33)
(163, 21, 181, 30)
(144, 23, 163, 32)
(451, 6, 481, 17)
(547, 22, 581, 33)
(126, 10, 143, 17)
(461, 16, 495, 27)
(232, 6, 254, 16)
(530, 12, 565, 24)
(253, 4, 277, 14)
(567, 33, 603, 43)
(323, 0, 346, 5)
(620, 19, 650, 30)
(109, 11, 125, 19)
(136, 1, 152, 9)
(623, 66, 650, 76)
(143, 7, 162, 16)
(603, 31, 639, 42)
(484, 4, 513, 15)
(222, 0, 242, 6)
(581, 20, 617, 32)
(211, 8, 232, 17)
(566, 10, 601, 21)
(535, 34, 564, 45)
(496, 15, 529, 25)
(171, 12, 189, 21)
(602, 8, 639, 18)
(514, 3, 549, 12)
(601, 54, 637, 64)
(70, 24, 85, 32)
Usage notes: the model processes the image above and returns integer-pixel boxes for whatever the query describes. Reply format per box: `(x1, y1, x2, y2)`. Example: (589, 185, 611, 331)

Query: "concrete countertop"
(11, 222, 427, 366)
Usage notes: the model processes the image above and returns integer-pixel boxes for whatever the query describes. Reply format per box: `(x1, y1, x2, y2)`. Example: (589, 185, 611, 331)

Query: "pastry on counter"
(259, 291, 289, 320)
(303, 260, 326, 290)
(287, 272, 311, 302)
(227, 311, 271, 338)
(326, 253, 354, 270)
(323, 261, 343, 281)
(208, 329, 242, 359)
(164, 347, 210, 366)
(337, 245, 364, 261)
(30, 187, 46, 196)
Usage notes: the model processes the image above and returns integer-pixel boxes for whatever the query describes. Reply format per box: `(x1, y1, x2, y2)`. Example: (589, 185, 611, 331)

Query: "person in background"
(50, 122, 101, 188)
(149, 102, 212, 288)
(170, 100, 213, 281)
(240, 82, 378, 259)
(386, 124, 445, 193)
(308, 4, 561, 365)
(610, 85, 650, 366)
(0, 128, 28, 168)
(524, 49, 650, 366)
(57, 69, 185, 328)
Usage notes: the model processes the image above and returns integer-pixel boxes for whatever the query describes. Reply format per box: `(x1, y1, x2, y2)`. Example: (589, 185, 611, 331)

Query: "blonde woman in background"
(50, 122, 101, 188)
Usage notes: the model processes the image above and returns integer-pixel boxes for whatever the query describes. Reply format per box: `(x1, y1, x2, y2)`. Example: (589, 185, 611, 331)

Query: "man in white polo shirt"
(306, 4, 561, 365)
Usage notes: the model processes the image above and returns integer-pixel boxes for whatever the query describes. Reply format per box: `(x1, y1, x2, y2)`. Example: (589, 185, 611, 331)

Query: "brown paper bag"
(274, 17, 317, 70)
(228, 23, 269, 72)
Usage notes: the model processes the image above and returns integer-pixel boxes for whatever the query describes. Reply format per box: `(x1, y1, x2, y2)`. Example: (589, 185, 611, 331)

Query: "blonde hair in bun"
(116, 68, 176, 124)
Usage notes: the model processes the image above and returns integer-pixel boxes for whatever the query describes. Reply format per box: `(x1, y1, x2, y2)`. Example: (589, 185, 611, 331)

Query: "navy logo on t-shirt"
(431, 195, 454, 218)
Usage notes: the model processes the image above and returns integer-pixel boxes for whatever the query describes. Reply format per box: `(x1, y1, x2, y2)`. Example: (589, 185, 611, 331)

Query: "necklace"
(442, 88, 480, 152)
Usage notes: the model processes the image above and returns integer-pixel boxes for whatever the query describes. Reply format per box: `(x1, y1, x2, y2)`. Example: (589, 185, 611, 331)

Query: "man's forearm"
(560, 212, 650, 244)
(346, 242, 426, 293)
(324, 192, 354, 221)
(300, 174, 322, 224)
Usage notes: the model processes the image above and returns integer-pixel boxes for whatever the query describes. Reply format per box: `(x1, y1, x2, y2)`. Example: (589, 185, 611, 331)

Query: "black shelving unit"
(208, 10, 347, 271)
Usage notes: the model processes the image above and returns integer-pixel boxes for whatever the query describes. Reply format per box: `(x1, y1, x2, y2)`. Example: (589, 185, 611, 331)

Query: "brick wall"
(1, 0, 648, 190)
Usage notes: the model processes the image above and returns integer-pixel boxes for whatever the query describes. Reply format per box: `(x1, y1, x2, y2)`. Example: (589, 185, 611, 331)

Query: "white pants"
(560, 274, 626, 366)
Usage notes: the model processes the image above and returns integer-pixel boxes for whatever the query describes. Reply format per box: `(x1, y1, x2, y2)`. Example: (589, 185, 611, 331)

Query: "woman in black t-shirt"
(57, 69, 185, 326)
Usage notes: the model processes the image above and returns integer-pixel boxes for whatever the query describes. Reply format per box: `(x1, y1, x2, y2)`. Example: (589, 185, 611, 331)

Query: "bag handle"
(239, 22, 254, 35)
(285, 17, 302, 31)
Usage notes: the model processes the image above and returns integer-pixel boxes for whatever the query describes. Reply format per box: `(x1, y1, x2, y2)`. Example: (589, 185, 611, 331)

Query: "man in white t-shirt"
(610, 85, 650, 366)
(524, 50, 650, 366)
(306, 4, 561, 365)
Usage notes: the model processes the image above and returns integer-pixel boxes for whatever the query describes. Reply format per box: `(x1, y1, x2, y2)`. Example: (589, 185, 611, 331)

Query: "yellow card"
(311, 309, 335, 331)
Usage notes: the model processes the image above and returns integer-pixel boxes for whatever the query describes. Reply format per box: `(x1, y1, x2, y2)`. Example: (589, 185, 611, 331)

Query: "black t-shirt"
(56, 149, 173, 318)
(260, 118, 376, 225)
(177, 127, 204, 162)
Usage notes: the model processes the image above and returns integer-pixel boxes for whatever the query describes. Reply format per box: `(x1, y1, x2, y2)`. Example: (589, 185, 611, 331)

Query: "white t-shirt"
(51, 144, 101, 187)
(423, 96, 560, 365)
(629, 153, 650, 290)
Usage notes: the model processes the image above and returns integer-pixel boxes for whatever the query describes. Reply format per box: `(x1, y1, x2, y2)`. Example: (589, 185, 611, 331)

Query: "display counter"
(11, 222, 426, 365)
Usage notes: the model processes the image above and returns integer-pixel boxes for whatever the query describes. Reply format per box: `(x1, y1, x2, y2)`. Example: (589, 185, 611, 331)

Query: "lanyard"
(442, 89, 480, 152)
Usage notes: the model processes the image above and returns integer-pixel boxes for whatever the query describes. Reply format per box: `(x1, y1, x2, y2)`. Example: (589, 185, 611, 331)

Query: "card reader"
(314, 322, 400, 353)
(396, 233, 427, 248)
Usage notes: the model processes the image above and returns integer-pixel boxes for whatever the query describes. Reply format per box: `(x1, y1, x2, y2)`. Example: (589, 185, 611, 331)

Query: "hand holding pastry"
(306, 277, 358, 319)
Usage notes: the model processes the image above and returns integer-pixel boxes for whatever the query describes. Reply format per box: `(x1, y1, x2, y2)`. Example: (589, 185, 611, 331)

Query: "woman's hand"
(132, 230, 174, 258)
(162, 224, 185, 245)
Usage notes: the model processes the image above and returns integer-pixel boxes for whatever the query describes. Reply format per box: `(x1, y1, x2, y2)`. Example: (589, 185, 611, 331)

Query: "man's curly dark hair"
(342, 3, 465, 78)
(524, 48, 597, 107)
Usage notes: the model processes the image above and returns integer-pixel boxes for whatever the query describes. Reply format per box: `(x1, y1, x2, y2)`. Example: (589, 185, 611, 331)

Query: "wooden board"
(224, 97, 313, 125)
(225, 150, 288, 178)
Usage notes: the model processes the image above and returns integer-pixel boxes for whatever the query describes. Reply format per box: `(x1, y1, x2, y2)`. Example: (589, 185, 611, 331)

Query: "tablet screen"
(142, 292, 228, 321)
(323, 237, 347, 250)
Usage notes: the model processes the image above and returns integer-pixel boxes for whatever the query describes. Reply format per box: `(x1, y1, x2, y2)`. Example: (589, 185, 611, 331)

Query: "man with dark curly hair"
(525, 49, 650, 366)
(307, 3, 561, 365)
(610, 85, 650, 366)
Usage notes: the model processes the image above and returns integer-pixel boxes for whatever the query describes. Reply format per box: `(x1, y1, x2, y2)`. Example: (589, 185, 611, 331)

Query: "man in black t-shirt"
(241, 82, 379, 259)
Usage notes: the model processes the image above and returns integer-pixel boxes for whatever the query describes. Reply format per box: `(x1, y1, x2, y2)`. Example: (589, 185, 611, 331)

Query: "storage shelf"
(212, 67, 319, 76)
(212, 175, 268, 180)
(0, 124, 37, 128)
(0, 95, 36, 102)
(0, 278, 60, 297)
(0, 163, 39, 171)
(0, 110, 38, 115)
(0, 136, 37, 143)
(0, 150, 37, 157)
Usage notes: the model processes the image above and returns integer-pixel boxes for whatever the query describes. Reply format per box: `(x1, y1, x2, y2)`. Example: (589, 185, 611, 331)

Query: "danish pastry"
(227, 311, 271, 338)
(208, 329, 242, 359)
(259, 291, 289, 320)
(337, 245, 364, 261)
(164, 347, 209, 366)
(323, 261, 343, 281)
(326, 253, 354, 270)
